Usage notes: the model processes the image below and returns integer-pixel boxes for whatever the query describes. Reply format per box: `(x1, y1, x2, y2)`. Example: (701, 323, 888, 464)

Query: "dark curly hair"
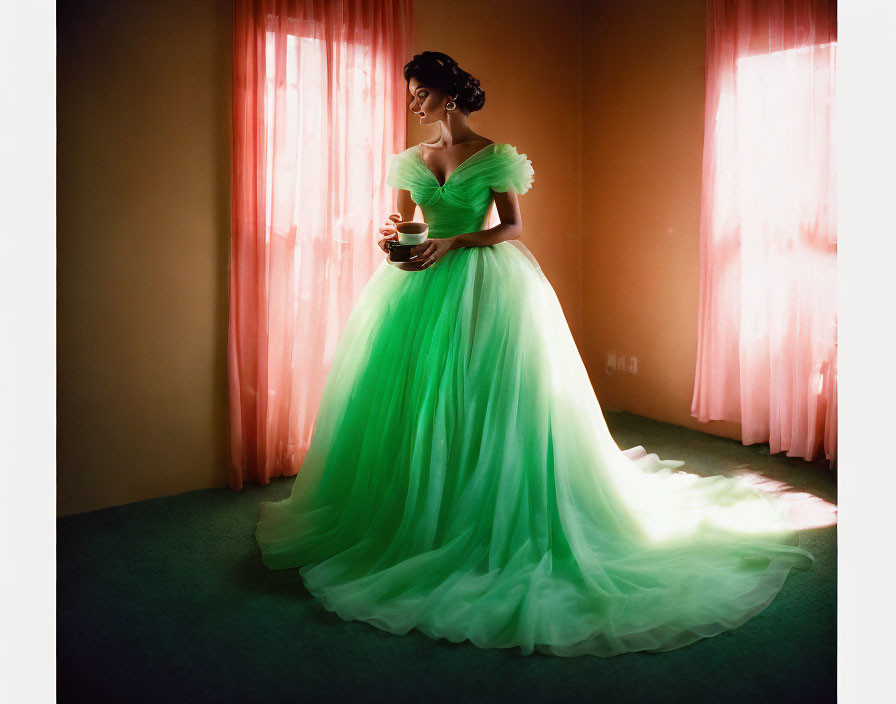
(402, 51, 486, 114)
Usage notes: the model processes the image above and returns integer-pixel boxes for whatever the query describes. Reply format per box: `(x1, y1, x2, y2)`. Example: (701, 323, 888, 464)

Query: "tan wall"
(58, 0, 740, 516)
(578, 0, 741, 440)
(57, 0, 233, 516)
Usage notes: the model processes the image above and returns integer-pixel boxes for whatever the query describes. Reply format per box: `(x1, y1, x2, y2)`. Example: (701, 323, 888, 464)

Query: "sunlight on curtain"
(229, 0, 413, 490)
(263, 31, 377, 364)
(733, 42, 837, 454)
(692, 0, 837, 467)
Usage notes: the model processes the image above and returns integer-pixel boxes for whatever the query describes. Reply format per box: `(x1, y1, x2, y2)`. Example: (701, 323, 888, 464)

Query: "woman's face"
(407, 78, 451, 124)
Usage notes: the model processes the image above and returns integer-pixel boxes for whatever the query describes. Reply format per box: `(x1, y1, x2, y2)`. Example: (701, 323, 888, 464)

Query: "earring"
(445, 98, 457, 111)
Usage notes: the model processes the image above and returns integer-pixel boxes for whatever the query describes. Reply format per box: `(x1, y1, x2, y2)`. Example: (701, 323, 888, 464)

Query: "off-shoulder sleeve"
(488, 143, 535, 195)
(386, 149, 416, 190)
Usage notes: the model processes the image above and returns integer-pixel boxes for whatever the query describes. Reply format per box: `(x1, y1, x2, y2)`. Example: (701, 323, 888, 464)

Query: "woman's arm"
(396, 188, 418, 222)
(449, 189, 523, 250)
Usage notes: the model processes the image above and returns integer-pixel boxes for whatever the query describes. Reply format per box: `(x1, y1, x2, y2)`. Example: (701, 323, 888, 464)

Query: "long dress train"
(255, 142, 814, 657)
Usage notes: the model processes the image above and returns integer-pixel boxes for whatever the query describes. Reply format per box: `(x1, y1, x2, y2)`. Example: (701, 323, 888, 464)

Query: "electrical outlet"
(606, 351, 616, 374)
(628, 356, 638, 374)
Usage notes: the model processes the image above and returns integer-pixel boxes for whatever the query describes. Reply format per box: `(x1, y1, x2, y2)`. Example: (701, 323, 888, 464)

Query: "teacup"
(388, 221, 429, 262)
(397, 221, 428, 244)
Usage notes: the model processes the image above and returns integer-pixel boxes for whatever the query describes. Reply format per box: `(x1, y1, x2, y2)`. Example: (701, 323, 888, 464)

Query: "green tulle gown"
(255, 142, 814, 657)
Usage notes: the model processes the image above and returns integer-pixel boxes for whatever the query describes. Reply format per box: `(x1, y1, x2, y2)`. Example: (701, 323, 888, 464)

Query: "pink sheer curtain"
(691, 0, 837, 467)
(228, 0, 413, 490)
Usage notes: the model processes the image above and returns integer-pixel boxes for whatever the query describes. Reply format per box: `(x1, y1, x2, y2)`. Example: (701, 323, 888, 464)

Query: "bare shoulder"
(419, 135, 496, 152)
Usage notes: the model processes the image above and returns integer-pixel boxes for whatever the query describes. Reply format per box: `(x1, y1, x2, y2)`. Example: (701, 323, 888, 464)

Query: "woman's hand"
(376, 212, 402, 254)
(399, 237, 455, 270)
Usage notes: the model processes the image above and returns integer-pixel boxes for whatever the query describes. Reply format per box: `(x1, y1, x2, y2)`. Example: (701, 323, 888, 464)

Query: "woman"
(256, 51, 814, 657)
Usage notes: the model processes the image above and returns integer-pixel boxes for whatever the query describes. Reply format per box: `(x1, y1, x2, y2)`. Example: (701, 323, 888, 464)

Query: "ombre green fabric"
(255, 142, 814, 657)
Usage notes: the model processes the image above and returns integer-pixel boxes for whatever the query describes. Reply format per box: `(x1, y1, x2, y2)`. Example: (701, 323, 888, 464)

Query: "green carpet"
(58, 410, 836, 703)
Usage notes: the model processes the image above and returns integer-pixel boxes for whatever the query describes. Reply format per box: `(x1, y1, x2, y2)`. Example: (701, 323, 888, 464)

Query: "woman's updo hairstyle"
(403, 51, 485, 114)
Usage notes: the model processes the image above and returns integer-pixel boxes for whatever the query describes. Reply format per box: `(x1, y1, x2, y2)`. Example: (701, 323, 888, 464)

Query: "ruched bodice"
(386, 142, 535, 238)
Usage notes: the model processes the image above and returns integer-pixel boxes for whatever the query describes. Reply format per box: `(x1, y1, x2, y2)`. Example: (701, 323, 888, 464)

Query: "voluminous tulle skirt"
(256, 240, 813, 657)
